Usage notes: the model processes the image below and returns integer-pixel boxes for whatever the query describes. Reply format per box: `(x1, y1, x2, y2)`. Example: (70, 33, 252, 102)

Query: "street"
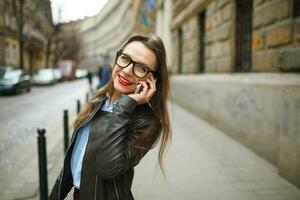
(0, 77, 299, 200)
(0, 79, 91, 197)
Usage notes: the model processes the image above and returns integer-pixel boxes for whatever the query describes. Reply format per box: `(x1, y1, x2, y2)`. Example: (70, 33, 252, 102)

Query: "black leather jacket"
(49, 95, 162, 200)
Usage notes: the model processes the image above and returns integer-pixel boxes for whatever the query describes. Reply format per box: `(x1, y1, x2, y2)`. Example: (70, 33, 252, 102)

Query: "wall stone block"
(278, 48, 300, 71)
(205, 45, 211, 59)
(252, 32, 265, 51)
(254, 0, 265, 6)
(253, 0, 290, 29)
(266, 22, 293, 48)
(252, 49, 279, 71)
(205, 59, 217, 72)
(210, 42, 223, 58)
(216, 56, 231, 72)
(206, 0, 217, 16)
(206, 22, 231, 43)
(221, 3, 232, 23)
(217, 0, 230, 9)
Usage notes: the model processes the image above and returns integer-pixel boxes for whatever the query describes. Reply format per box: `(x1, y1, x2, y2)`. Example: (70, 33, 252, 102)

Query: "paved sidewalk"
(3, 102, 300, 200)
(131, 103, 300, 200)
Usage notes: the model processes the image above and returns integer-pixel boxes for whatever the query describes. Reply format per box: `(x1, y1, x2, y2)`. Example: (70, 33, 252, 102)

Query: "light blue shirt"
(71, 97, 116, 189)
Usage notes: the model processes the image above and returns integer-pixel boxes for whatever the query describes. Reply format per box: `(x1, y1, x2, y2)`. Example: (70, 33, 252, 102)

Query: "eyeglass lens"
(116, 53, 150, 78)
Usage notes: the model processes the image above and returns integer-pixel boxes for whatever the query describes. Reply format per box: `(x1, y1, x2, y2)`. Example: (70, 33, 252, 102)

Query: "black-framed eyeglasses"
(115, 51, 156, 78)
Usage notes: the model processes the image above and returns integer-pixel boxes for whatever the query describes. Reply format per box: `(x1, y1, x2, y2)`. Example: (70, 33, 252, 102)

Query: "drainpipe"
(2, 0, 7, 65)
(19, 0, 24, 69)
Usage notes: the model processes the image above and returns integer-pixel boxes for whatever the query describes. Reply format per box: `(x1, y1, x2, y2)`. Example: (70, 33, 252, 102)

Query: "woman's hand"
(128, 75, 156, 105)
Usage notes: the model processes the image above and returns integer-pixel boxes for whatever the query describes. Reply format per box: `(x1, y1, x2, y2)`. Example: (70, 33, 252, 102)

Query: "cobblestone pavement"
(0, 79, 91, 200)
(3, 101, 300, 200)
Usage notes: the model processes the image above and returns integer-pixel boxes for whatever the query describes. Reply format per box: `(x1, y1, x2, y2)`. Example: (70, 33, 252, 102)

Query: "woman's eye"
(120, 55, 130, 62)
(136, 64, 148, 73)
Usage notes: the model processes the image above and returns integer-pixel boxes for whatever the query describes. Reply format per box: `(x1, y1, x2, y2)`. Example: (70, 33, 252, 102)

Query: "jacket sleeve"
(96, 95, 162, 179)
(48, 172, 61, 200)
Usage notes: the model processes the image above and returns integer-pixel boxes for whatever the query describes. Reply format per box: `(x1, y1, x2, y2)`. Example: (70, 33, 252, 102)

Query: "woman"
(49, 33, 171, 200)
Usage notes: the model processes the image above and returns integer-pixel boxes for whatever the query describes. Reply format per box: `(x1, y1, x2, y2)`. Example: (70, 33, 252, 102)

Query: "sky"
(50, 0, 109, 23)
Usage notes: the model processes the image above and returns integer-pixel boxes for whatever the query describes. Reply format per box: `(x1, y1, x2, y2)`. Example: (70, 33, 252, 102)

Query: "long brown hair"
(73, 33, 171, 175)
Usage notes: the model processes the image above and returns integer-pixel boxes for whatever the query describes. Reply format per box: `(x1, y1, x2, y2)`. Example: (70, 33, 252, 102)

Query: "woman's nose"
(122, 63, 134, 75)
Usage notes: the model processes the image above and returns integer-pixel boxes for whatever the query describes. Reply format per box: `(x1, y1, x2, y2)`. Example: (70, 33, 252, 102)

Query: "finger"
(140, 81, 148, 97)
(145, 79, 156, 101)
(151, 74, 157, 83)
(150, 76, 156, 91)
(147, 77, 156, 92)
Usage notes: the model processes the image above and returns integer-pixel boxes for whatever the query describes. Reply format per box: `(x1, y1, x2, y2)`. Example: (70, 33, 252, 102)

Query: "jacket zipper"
(113, 178, 120, 200)
(58, 99, 104, 199)
(94, 175, 98, 200)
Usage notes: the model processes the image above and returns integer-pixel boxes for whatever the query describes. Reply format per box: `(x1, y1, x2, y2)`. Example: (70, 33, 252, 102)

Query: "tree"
(12, 0, 24, 69)
(54, 22, 81, 64)
(12, 0, 54, 73)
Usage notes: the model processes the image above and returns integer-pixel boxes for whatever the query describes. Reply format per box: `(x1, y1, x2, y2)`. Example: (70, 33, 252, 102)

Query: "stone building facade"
(77, 0, 132, 71)
(154, 0, 173, 70)
(172, 0, 300, 73)
(0, 0, 54, 73)
(170, 0, 300, 189)
(66, 0, 173, 72)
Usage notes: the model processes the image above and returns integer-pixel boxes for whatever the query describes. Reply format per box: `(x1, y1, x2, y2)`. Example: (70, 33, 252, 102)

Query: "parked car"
(53, 68, 63, 82)
(0, 66, 31, 94)
(32, 68, 57, 85)
(75, 69, 88, 79)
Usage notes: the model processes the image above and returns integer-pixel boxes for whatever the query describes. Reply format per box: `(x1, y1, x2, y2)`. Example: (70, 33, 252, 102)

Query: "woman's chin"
(114, 85, 134, 95)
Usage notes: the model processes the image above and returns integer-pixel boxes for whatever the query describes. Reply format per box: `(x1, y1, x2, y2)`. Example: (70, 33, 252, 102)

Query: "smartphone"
(134, 82, 150, 94)
(134, 84, 144, 94)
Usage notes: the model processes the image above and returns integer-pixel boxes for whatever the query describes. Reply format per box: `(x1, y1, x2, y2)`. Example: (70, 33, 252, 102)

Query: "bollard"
(37, 128, 48, 200)
(77, 99, 81, 114)
(63, 110, 69, 153)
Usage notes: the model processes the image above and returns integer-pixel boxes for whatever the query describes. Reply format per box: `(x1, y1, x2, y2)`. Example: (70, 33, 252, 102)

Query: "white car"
(32, 69, 57, 85)
(53, 68, 62, 81)
(75, 69, 88, 79)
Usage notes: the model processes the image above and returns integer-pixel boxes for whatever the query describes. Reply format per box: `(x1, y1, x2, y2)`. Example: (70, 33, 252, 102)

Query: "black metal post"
(63, 110, 69, 153)
(77, 99, 81, 114)
(37, 128, 48, 200)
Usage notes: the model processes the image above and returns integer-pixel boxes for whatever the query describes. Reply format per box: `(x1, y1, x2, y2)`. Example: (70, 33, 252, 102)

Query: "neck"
(109, 90, 122, 106)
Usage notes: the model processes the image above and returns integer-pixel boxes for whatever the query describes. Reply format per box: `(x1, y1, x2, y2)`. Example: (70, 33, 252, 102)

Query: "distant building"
(0, 0, 54, 74)
(77, 0, 132, 71)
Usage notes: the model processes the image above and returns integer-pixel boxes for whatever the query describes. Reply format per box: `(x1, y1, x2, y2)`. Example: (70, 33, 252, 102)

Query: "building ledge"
(170, 73, 300, 86)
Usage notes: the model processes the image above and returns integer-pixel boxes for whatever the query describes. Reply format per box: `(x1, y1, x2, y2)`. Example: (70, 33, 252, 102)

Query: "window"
(198, 11, 205, 73)
(293, 0, 300, 18)
(235, 0, 253, 72)
(178, 28, 183, 73)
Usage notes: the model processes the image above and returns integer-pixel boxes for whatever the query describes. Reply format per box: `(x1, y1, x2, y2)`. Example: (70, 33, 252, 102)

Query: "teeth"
(119, 75, 131, 84)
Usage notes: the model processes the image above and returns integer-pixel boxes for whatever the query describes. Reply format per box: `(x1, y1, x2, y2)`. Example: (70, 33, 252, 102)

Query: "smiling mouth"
(118, 75, 134, 86)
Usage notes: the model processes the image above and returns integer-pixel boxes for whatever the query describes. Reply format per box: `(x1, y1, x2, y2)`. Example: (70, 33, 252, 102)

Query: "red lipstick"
(118, 75, 134, 86)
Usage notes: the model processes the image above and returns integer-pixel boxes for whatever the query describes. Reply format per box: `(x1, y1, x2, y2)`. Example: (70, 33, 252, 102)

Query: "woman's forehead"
(123, 42, 156, 70)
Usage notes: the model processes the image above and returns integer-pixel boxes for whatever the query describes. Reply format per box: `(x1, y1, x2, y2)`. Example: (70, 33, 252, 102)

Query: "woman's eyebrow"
(122, 52, 150, 68)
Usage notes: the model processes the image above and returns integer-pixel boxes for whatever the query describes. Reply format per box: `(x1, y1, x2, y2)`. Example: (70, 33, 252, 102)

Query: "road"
(0, 79, 90, 192)
(1, 77, 299, 200)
